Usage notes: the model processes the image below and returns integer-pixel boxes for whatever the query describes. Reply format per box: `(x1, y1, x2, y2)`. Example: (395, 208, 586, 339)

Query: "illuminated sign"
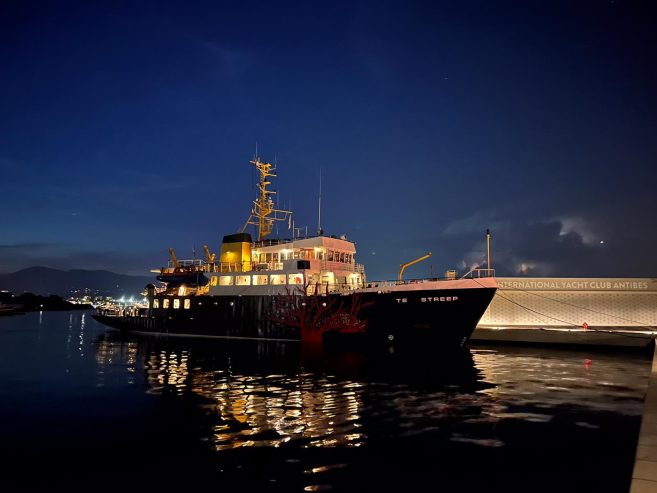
(497, 278, 655, 292)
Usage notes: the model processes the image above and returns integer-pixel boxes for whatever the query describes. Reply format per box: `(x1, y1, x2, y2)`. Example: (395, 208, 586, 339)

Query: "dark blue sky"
(2, 0, 656, 279)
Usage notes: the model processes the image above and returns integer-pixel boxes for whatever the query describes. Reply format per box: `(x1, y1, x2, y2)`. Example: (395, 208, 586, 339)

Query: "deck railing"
(460, 268, 496, 279)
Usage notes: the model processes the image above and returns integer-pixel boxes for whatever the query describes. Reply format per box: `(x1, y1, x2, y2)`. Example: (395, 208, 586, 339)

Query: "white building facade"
(477, 277, 657, 329)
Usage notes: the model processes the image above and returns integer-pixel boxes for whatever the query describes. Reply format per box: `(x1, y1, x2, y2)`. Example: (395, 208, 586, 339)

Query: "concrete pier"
(474, 277, 657, 348)
(631, 343, 657, 492)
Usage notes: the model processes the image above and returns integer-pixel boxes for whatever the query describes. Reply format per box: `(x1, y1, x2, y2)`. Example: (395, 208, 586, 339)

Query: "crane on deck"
(398, 252, 432, 283)
(168, 248, 180, 269)
(203, 245, 216, 263)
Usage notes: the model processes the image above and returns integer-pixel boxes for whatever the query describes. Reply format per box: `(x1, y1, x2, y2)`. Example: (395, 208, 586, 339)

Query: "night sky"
(2, 0, 656, 279)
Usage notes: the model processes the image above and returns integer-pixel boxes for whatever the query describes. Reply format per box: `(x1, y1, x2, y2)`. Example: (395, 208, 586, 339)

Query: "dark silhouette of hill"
(0, 291, 93, 312)
(0, 266, 153, 297)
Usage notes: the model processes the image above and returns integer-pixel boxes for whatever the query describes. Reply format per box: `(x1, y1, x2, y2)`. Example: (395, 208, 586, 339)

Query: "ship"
(93, 156, 497, 347)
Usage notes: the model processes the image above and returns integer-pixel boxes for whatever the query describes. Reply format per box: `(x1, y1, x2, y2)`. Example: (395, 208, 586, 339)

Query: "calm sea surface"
(0, 311, 651, 490)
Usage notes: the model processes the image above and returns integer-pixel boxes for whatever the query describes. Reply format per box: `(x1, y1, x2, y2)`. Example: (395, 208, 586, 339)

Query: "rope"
(492, 289, 580, 327)
(499, 286, 656, 330)
(471, 278, 656, 339)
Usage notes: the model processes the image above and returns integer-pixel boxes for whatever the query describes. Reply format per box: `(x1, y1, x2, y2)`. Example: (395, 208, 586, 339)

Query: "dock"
(474, 277, 657, 349)
(631, 343, 657, 492)
(471, 327, 655, 349)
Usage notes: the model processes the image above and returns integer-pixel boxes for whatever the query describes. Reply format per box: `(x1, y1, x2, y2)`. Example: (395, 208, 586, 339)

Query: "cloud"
(443, 208, 510, 237)
(557, 215, 600, 245)
(0, 242, 51, 250)
(440, 200, 657, 278)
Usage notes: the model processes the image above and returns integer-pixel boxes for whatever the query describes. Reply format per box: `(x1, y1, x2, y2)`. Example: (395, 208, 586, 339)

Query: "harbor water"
(0, 311, 651, 490)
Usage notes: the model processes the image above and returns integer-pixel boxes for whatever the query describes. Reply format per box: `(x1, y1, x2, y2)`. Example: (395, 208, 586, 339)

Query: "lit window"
(219, 276, 234, 286)
(288, 273, 304, 285)
(163, 299, 170, 309)
(253, 275, 268, 285)
(210, 276, 218, 286)
(184, 299, 191, 309)
(270, 274, 286, 285)
(173, 299, 180, 309)
(178, 285, 186, 296)
(153, 299, 160, 308)
(236, 275, 250, 286)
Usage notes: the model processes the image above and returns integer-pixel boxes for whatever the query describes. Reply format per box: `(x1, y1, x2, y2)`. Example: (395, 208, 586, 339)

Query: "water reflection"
(0, 311, 649, 490)
(91, 329, 651, 491)
(95, 333, 651, 448)
(95, 332, 491, 452)
(473, 346, 648, 416)
(95, 333, 138, 387)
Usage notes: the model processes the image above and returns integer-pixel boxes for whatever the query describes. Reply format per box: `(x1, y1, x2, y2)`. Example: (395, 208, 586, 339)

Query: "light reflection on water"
(473, 348, 648, 415)
(93, 327, 652, 466)
(0, 311, 652, 491)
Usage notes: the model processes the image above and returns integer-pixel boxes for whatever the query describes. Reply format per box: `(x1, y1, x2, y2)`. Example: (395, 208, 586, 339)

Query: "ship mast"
(241, 156, 292, 241)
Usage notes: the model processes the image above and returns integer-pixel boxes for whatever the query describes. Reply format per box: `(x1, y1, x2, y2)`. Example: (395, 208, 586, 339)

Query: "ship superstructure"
(155, 156, 365, 299)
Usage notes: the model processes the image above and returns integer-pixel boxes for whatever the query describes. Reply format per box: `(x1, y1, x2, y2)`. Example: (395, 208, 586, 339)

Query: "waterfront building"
(474, 277, 657, 347)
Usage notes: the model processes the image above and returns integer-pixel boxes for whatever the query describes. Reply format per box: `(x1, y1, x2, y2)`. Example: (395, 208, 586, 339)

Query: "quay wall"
(477, 277, 657, 329)
(630, 343, 657, 491)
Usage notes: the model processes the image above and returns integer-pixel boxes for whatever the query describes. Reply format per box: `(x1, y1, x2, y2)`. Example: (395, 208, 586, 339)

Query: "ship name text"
(395, 296, 459, 303)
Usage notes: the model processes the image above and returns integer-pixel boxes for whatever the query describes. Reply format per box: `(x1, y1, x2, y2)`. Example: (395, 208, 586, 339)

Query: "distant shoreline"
(0, 292, 93, 315)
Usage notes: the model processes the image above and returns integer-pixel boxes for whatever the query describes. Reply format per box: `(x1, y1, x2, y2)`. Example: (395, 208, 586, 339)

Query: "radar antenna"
(241, 156, 292, 241)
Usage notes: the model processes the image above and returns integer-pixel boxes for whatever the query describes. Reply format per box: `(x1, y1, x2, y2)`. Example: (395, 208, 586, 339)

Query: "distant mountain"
(0, 266, 153, 297)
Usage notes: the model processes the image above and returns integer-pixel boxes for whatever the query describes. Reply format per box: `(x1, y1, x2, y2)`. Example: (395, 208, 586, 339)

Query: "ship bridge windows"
(236, 275, 250, 286)
(219, 276, 234, 286)
(270, 274, 286, 285)
(288, 273, 304, 285)
(253, 274, 268, 285)
(327, 250, 354, 263)
(255, 252, 276, 263)
(254, 248, 353, 265)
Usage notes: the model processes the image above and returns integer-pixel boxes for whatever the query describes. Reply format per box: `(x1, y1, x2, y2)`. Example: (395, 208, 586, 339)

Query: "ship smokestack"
(220, 233, 253, 272)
